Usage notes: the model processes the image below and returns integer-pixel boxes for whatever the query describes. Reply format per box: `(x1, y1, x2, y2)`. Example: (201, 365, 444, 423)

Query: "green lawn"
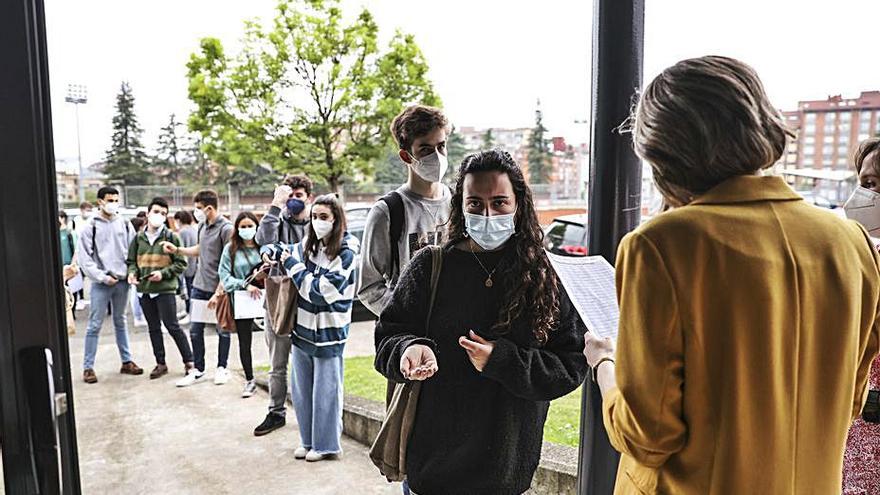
(257, 355, 583, 448)
(343, 355, 582, 448)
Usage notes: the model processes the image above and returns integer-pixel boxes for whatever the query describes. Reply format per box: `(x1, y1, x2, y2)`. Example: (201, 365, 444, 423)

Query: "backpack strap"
(378, 191, 405, 277)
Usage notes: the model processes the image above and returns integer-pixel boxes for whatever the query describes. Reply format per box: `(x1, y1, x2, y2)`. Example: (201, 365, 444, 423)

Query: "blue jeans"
(83, 280, 132, 370)
(189, 286, 230, 372)
(290, 345, 344, 455)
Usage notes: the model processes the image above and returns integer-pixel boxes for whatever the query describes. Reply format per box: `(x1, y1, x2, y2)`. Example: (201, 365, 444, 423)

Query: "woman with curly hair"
(374, 149, 588, 495)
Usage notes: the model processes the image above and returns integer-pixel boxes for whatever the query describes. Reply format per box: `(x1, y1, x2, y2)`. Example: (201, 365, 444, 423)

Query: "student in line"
(163, 190, 234, 387)
(174, 210, 198, 317)
(126, 197, 194, 380)
(78, 186, 143, 383)
(357, 105, 453, 495)
(263, 194, 359, 462)
(218, 211, 263, 398)
(374, 150, 587, 494)
(358, 105, 453, 317)
(583, 55, 880, 494)
(253, 174, 312, 436)
(843, 137, 880, 494)
(58, 210, 79, 312)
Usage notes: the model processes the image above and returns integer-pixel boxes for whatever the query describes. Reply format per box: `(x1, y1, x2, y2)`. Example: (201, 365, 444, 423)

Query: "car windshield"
(544, 221, 587, 256)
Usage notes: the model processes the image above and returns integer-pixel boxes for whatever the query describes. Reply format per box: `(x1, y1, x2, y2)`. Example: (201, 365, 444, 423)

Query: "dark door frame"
(577, 0, 644, 493)
(1, 0, 82, 493)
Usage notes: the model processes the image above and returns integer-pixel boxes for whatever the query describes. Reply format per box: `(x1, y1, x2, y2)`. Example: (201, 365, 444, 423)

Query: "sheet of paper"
(191, 299, 217, 324)
(548, 252, 620, 340)
(65, 272, 84, 294)
(233, 290, 265, 320)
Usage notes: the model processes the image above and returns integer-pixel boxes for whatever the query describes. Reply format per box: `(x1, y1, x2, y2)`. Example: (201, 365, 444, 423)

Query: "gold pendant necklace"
(469, 241, 498, 288)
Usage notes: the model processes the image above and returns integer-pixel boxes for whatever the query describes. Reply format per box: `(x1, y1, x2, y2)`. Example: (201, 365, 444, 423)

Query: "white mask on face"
(312, 219, 333, 240)
(193, 207, 207, 224)
(148, 213, 166, 229)
(844, 186, 880, 236)
(102, 202, 119, 216)
(465, 211, 516, 251)
(409, 150, 449, 183)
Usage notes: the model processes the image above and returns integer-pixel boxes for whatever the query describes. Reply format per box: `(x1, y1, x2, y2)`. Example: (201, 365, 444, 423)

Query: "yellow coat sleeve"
(603, 231, 686, 468)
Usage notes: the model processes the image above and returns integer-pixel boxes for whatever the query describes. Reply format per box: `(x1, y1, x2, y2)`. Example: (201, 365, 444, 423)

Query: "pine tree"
(527, 99, 551, 184)
(155, 113, 187, 185)
(444, 132, 470, 184)
(481, 128, 496, 150)
(104, 82, 150, 185)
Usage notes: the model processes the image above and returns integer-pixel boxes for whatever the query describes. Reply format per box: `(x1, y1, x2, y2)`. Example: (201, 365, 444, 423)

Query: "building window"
(823, 135, 834, 144)
(806, 113, 817, 123)
(840, 112, 853, 122)
(803, 145, 815, 155)
(805, 124, 816, 134)
(804, 136, 815, 144)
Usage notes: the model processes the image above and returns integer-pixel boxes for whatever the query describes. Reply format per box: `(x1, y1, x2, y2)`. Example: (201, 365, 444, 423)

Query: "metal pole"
(74, 103, 84, 203)
(577, 0, 644, 494)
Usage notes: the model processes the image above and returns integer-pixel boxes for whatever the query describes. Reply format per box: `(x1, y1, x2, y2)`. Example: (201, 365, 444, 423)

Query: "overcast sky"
(46, 0, 880, 172)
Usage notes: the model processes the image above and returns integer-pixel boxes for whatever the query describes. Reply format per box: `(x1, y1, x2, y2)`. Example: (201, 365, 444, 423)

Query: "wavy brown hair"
(447, 149, 559, 345)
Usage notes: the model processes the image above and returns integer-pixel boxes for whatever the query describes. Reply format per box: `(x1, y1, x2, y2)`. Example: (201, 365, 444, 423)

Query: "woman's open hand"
(400, 344, 438, 381)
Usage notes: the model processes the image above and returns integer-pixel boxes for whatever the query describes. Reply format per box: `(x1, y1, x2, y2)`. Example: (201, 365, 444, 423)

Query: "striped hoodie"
(262, 232, 359, 357)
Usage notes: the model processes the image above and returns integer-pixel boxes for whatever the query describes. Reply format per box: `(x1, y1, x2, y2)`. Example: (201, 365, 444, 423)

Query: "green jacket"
(126, 227, 187, 294)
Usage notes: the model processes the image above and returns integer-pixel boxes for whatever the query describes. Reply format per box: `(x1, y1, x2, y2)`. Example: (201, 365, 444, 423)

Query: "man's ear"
(399, 149, 413, 165)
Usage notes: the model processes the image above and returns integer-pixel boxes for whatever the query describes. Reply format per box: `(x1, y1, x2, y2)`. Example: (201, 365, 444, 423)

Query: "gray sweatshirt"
(78, 214, 136, 283)
(357, 184, 451, 316)
(255, 205, 308, 246)
(178, 225, 199, 278)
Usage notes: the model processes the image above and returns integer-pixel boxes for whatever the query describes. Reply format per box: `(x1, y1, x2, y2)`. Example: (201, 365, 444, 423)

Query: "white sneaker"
(305, 450, 340, 462)
(175, 369, 205, 387)
(294, 447, 308, 459)
(134, 317, 147, 328)
(214, 367, 230, 385)
(242, 379, 257, 398)
(178, 314, 190, 325)
(75, 300, 86, 311)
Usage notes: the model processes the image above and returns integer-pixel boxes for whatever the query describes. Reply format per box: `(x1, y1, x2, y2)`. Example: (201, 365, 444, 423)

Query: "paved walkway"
(67, 303, 395, 494)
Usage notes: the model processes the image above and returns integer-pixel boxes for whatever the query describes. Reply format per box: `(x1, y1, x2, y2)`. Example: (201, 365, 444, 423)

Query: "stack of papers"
(547, 253, 619, 340)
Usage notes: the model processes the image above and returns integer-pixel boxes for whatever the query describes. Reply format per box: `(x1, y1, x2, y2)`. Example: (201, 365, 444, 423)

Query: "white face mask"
(409, 150, 449, 183)
(148, 213, 166, 229)
(465, 211, 516, 251)
(102, 202, 119, 216)
(844, 186, 880, 236)
(193, 207, 207, 224)
(312, 219, 334, 240)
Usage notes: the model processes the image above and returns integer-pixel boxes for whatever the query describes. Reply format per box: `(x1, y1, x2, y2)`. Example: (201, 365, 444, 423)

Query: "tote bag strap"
(424, 246, 443, 339)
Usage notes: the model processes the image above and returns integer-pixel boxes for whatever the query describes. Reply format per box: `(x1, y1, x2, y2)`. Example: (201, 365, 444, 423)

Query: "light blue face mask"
(238, 227, 257, 241)
(464, 211, 516, 250)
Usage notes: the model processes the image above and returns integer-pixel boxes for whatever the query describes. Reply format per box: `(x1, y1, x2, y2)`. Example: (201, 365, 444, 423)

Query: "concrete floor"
(63, 303, 395, 494)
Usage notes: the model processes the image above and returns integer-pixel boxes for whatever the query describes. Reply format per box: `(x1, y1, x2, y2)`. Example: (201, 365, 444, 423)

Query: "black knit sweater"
(374, 244, 588, 495)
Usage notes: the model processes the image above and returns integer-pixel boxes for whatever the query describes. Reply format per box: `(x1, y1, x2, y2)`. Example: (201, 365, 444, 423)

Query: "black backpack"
(379, 191, 405, 277)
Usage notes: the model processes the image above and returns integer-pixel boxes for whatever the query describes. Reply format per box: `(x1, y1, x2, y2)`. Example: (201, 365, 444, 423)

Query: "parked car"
(544, 214, 588, 257)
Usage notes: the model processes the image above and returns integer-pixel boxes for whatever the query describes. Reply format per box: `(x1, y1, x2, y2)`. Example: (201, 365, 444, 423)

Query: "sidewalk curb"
(254, 375, 578, 494)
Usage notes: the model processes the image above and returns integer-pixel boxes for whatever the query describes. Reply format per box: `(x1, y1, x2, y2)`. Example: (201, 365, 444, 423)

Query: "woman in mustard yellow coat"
(584, 56, 880, 494)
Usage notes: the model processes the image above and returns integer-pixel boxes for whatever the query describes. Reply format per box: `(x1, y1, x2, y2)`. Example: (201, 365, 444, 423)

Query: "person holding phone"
(262, 194, 359, 462)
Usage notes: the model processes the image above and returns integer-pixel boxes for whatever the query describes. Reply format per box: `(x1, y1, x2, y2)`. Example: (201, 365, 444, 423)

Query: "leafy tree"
(186, 0, 440, 193)
(481, 128, 496, 150)
(527, 100, 552, 184)
(154, 113, 189, 185)
(104, 82, 150, 185)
